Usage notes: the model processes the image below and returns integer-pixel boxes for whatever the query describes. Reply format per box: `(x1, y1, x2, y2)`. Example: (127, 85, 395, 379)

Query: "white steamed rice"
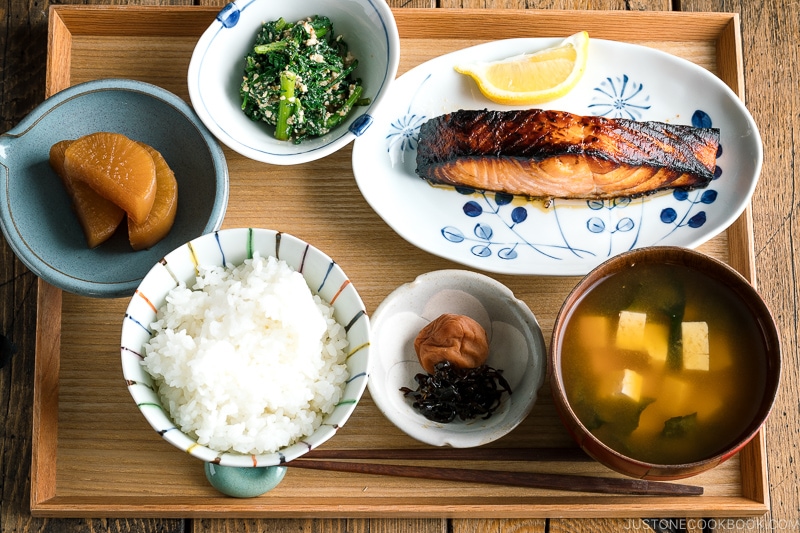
(141, 252, 349, 455)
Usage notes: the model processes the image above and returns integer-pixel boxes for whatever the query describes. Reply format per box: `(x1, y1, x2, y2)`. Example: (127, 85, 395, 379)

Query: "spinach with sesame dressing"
(240, 15, 370, 143)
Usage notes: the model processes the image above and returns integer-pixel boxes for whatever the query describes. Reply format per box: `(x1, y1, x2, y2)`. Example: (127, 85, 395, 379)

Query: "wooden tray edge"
(30, 279, 62, 511)
(32, 5, 767, 518)
(30, 496, 769, 519)
(709, 13, 767, 509)
(46, 6, 71, 98)
(391, 7, 739, 40)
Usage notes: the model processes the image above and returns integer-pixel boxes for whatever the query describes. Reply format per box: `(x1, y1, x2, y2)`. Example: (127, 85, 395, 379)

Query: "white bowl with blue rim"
(120, 227, 371, 497)
(0, 78, 228, 298)
(187, 0, 400, 165)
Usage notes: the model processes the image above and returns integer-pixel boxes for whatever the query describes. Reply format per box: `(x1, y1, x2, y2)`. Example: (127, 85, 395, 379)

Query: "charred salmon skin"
(415, 109, 720, 200)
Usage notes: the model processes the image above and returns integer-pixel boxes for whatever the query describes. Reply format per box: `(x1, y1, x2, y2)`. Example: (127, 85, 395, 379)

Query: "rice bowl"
(142, 253, 349, 455)
(121, 227, 370, 470)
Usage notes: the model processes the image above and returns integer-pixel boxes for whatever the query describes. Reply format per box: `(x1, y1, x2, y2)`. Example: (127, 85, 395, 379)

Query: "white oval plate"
(351, 38, 763, 276)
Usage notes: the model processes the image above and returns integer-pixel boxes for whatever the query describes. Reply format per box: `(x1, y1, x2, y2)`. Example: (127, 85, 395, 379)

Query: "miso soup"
(560, 262, 767, 465)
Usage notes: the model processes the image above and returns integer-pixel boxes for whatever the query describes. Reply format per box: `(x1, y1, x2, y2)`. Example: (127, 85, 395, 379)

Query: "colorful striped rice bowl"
(121, 228, 370, 468)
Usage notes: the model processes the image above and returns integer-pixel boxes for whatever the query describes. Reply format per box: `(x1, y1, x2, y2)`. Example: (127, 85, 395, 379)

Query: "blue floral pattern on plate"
(352, 37, 762, 276)
(589, 74, 651, 119)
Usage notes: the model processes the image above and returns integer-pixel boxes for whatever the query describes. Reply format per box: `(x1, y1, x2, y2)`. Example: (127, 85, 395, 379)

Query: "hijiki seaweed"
(400, 361, 512, 423)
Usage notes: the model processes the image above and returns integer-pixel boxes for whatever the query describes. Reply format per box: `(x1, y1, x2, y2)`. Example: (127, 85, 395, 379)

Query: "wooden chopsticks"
(294, 448, 704, 496)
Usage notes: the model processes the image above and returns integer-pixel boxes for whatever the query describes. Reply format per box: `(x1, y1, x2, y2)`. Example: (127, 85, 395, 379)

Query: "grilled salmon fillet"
(415, 109, 720, 200)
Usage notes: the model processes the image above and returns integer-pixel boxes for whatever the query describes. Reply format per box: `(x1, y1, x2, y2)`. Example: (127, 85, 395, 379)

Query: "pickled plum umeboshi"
(49, 140, 125, 248)
(63, 132, 156, 224)
(414, 313, 490, 373)
(128, 144, 178, 251)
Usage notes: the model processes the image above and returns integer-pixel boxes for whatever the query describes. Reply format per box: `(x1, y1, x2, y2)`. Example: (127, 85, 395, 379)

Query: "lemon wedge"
(454, 31, 589, 105)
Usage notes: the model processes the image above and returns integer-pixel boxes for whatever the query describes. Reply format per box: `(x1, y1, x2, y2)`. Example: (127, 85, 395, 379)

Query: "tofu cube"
(695, 389, 724, 422)
(710, 336, 734, 371)
(578, 315, 609, 349)
(619, 368, 643, 402)
(617, 311, 647, 351)
(599, 368, 643, 403)
(682, 321, 709, 371)
(644, 322, 669, 365)
(587, 348, 617, 375)
(633, 403, 666, 436)
(658, 375, 692, 418)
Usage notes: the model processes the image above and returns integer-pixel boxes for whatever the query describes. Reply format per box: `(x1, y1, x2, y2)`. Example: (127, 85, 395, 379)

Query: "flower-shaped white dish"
(368, 269, 546, 447)
(188, 0, 400, 165)
(352, 37, 763, 276)
(121, 228, 371, 472)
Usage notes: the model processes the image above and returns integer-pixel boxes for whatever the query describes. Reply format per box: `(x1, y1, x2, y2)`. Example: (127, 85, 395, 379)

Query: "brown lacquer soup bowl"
(549, 246, 780, 480)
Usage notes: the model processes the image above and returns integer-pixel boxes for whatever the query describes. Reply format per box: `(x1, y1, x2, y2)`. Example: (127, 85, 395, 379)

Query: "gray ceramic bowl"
(0, 78, 229, 298)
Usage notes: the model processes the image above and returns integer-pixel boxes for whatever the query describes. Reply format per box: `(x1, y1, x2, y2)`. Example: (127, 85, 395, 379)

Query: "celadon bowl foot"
(204, 463, 287, 498)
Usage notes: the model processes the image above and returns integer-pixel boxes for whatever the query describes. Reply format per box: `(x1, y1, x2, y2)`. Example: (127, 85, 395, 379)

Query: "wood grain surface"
(1, 1, 797, 533)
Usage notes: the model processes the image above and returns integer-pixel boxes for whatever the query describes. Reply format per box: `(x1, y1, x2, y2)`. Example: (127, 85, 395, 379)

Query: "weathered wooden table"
(2, 0, 797, 532)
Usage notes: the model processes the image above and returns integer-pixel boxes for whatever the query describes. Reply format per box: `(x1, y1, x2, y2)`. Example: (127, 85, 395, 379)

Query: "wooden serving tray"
(32, 6, 768, 518)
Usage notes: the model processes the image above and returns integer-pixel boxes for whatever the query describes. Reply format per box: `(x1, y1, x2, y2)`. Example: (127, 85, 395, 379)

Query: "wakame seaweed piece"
(662, 412, 698, 438)
(573, 400, 606, 430)
(568, 380, 607, 430)
(647, 271, 687, 370)
(400, 361, 512, 423)
(593, 395, 655, 435)
(624, 271, 687, 369)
